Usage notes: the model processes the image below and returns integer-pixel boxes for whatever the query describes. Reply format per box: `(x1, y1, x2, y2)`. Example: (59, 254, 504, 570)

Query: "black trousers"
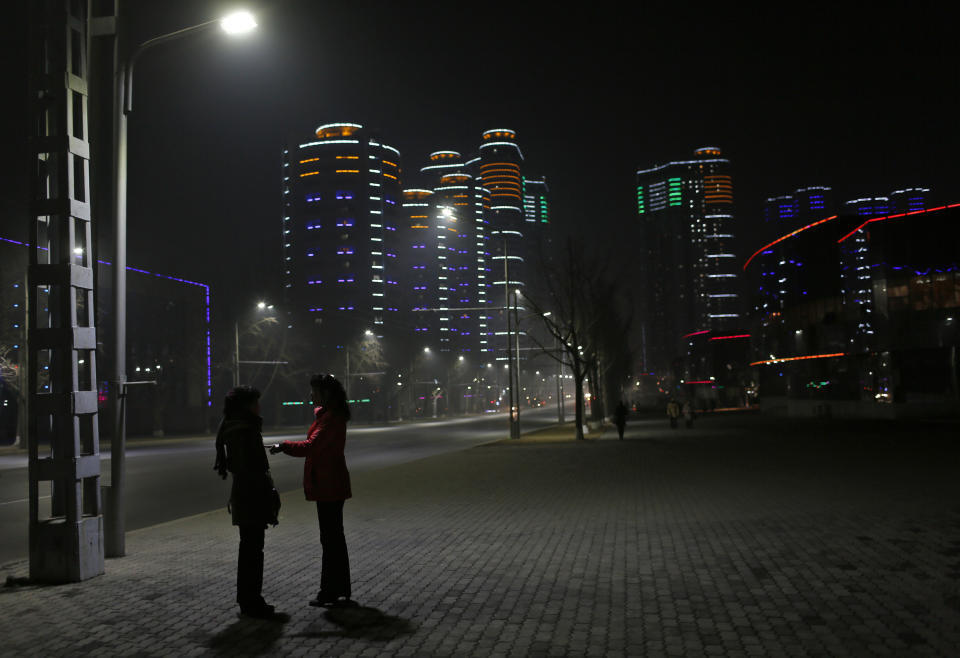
(237, 524, 265, 607)
(316, 500, 351, 598)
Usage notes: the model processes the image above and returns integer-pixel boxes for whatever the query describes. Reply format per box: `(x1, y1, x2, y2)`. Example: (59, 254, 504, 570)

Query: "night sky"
(2, 0, 958, 325)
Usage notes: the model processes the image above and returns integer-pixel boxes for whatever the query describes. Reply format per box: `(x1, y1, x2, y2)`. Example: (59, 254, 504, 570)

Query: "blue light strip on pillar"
(1, 235, 213, 408)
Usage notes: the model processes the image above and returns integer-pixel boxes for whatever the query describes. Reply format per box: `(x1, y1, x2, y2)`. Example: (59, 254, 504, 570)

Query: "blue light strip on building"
(1, 235, 213, 408)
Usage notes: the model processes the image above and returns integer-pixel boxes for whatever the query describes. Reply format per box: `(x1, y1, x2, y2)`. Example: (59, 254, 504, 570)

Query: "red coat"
(280, 407, 352, 501)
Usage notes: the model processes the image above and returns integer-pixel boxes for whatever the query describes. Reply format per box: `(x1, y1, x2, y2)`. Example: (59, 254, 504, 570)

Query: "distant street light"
(235, 300, 274, 387)
(220, 10, 257, 34)
(106, 9, 257, 558)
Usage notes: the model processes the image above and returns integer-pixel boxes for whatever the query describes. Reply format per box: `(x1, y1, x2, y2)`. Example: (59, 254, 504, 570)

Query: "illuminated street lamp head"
(220, 10, 257, 35)
(424, 347, 431, 354)
(365, 329, 374, 336)
(256, 301, 266, 310)
(441, 207, 454, 219)
(458, 355, 465, 361)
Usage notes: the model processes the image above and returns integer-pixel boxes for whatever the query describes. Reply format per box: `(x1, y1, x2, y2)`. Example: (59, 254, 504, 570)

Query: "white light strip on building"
(299, 140, 360, 148)
(636, 158, 729, 175)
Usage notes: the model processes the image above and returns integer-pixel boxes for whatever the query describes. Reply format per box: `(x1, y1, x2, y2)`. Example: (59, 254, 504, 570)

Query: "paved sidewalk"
(1, 416, 958, 656)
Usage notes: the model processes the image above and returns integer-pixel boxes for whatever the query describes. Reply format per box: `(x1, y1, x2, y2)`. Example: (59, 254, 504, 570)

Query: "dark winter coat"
(613, 403, 628, 427)
(218, 415, 279, 527)
(279, 407, 351, 502)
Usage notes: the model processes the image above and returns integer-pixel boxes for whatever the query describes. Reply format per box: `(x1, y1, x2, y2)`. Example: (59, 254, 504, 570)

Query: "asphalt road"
(0, 407, 565, 566)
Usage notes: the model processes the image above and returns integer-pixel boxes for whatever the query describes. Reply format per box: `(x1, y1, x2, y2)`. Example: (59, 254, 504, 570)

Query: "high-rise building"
(636, 147, 741, 372)
(471, 129, 526, 295)
(754, 186, 836, 315)
(399, 187, 436, 337)
(281, 123, 403, 348)
(522, 176, 550, 267)
(840, 188, 932, 347)
(416, 151, 490, 353)
(396, 129, 548, 359)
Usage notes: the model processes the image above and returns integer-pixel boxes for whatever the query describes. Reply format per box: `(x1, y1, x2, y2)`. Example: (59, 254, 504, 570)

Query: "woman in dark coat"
(271, 373, 353, 608)
(214, 385, 279, 618)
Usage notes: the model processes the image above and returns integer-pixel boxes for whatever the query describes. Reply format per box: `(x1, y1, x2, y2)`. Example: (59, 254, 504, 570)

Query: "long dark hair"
(213, 386, 261, 479)
(311, 373, 351, 421)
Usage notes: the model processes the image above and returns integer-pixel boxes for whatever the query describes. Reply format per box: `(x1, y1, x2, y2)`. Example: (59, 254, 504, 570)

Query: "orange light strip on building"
(299, 171, 319, 177)
(383, 173, 398, 180)
(299, 157, 319, 164)
(743, 215, 839, 270)
(411, 224, 429, 228)
(336, 155, 359, 160)
(454, 203, 468, 206)
(382, 160, 398, 167)
(335, 170, 359, 174)
(749, 352, 846, 366)
(410, 216, 428, 220)
(835, 203, 960, 243)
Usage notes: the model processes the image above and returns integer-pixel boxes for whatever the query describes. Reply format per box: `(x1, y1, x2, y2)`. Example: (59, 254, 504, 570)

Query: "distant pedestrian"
(666, 398, 680, 429)
(213, 385, 280, 618)
(613, 401, 628, 440)
(271, 373, 355, 608)
(682, 400, 694, 428)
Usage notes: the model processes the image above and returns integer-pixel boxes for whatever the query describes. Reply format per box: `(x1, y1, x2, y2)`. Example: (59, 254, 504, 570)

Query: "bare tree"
(523, 238, 635, 438)
(521, 239, 605, 439)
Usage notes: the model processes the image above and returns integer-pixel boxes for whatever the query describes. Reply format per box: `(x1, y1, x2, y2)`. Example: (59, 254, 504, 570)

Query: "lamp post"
(106, 9, 257, 558)
(235, 301, 274, 387)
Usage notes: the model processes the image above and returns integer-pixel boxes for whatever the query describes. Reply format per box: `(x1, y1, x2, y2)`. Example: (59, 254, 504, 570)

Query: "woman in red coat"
(271, 373, 353, 607)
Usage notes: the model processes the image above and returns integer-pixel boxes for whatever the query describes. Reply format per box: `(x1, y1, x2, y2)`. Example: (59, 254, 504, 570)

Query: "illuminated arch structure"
(742, 195, 960, 416)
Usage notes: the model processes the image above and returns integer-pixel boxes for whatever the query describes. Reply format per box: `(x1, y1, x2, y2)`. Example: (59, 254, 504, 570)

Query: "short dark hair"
(223, 385, 260, 419)
(310, 373, 351, 421)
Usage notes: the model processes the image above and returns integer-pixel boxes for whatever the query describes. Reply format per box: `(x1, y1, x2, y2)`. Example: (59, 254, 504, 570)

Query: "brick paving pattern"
(1, 415, 958, 656)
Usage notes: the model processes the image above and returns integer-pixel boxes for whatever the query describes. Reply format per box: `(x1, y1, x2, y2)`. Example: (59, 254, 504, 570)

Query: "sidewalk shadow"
(206, 612, 290, 656)
(294, 605, 415, 641)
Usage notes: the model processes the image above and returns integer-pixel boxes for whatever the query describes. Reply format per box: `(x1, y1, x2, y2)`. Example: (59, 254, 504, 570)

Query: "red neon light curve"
(749, 352, 846, 366)
(836, 203, 960, 244)
(709, 334, 751, 341)
(743, 215, 838, 271)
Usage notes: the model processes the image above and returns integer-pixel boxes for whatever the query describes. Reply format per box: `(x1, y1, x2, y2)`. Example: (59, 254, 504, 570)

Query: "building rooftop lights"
(482, 129, 516, 138)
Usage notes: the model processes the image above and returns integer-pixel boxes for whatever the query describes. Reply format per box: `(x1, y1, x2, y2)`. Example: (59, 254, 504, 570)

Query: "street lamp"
(235, 301, 275, 387)
(107, 9, 257, 558)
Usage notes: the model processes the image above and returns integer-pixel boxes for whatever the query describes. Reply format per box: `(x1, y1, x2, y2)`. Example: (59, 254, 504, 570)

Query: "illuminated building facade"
(743, 194, 960, 417)
(754, 187, 836, 316)
(413, 150, 492, 353)
(396, 129, 548, 360)
(0, 236, 212, 439)
(522, 177, 551, 272)
(282, 123, 403, 347)
(473, 129, 527, 299)
(840, 188, 931, 348)
(636, 147, 741, 373)
(399, 188, 436, 336)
